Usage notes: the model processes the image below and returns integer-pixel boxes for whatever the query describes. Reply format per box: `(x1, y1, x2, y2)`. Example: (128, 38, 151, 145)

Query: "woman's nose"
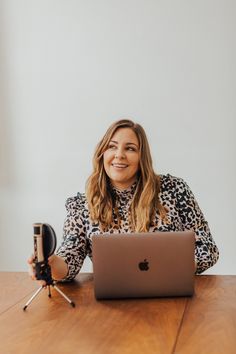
(115, 148, 125, 159)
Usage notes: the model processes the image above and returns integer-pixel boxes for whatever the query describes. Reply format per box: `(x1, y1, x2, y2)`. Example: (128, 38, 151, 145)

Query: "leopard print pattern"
(56, 174, 219, 280)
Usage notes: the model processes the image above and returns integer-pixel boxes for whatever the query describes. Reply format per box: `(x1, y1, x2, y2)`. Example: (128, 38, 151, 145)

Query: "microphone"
(23, 223, 75, 310)
(33, 223, 57, 282)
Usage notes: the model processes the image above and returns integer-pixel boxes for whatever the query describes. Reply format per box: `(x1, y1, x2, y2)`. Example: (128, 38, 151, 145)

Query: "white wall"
(0, 0, 235, 274)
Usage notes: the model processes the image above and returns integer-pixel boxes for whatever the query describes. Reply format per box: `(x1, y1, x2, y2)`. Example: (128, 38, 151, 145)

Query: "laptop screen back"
(92, 231, 195, 299)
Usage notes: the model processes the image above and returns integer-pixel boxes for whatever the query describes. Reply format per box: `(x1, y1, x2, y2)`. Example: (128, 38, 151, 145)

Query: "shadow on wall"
(0, 3, 16, 191)
(0, 3, 18, 260)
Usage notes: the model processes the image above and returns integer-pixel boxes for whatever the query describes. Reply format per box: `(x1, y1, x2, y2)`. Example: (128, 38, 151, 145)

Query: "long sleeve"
(174, 177, 219, 274)
(56, 193, 88, 281)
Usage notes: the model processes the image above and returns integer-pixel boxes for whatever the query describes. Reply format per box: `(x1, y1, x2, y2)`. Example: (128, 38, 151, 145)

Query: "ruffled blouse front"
(56, 174, 219, 280)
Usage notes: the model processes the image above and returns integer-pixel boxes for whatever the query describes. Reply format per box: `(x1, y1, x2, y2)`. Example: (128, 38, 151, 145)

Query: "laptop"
(92, 231, 195, 299)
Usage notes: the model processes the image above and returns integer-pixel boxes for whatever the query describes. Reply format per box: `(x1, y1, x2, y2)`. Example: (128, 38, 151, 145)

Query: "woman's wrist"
(49, 254, 68, 281)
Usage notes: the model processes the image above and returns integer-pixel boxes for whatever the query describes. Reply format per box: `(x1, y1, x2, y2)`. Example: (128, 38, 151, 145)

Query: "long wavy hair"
(86, 119, 167, 232)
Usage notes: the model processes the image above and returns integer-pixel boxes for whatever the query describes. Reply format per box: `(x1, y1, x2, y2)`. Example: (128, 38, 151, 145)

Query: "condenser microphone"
(23, 223, 75, 310)
(33, 223, 57, 281)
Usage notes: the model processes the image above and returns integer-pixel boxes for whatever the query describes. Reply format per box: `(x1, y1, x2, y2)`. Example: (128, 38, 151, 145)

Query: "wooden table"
(0, 273, 235, 354)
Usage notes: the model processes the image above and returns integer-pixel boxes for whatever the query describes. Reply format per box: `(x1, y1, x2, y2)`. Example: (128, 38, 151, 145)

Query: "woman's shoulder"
(65, 192, 87, 212)
(159, 173, 188, 191)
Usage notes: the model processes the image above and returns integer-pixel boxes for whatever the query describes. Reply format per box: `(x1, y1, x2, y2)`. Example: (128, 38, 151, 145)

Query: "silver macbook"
(92, 231, 195, 299)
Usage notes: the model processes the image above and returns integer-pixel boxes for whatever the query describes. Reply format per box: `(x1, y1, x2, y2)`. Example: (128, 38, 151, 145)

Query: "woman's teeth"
(112, 164, 128, 168)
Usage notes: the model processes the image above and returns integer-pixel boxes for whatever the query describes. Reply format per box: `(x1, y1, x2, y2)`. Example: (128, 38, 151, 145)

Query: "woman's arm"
(27, 194, 88, 283)
(27, 253, 68, 285)
(174, 177, 219, 274)
(55, 194, 88, 281)
(48, 254, 68, 280)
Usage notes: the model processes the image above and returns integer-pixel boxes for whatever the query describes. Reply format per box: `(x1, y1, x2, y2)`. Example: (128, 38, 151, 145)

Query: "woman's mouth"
(112, 163, 128, 169)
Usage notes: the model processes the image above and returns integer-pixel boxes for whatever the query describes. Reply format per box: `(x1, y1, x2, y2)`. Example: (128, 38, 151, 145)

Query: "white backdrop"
(0, 0, 235, 274)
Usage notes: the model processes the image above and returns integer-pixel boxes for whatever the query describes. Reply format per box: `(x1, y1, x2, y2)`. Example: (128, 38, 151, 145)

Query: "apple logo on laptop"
(138, 259, 149, 271)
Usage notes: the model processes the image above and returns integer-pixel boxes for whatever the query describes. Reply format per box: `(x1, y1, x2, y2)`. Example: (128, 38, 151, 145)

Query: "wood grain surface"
(0, 272, 186, 354)
(0, 272, 37, 314)
(174, 275, 236, 354)
(0, 273, 235, 354)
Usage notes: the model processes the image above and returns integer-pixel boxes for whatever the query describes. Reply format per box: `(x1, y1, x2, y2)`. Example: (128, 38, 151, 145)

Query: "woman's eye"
(107, 145, 136, 151)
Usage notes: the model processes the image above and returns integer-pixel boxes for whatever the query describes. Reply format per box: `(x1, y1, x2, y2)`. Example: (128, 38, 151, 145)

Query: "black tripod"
(23, 261, 75, 310)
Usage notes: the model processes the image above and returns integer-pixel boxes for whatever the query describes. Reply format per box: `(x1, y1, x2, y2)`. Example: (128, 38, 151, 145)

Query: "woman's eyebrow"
(126, 142, 138, 147)
(110, 140, 138, 147)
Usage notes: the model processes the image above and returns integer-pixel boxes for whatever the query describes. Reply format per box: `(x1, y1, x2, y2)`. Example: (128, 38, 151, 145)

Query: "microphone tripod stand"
(23, 262, 75, 310)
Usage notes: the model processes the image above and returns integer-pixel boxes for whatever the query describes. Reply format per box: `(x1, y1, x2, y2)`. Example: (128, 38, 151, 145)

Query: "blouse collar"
(110, 181, 137, 200)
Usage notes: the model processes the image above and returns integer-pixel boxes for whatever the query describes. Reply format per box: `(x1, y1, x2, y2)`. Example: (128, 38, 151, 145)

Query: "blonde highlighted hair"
(86, 119, 167, 232)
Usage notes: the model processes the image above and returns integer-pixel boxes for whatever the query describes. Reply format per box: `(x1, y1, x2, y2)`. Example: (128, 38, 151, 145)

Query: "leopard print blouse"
(56, 174, 219, 280)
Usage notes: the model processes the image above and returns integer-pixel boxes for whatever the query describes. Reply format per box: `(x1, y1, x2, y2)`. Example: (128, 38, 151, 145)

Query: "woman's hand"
(27, 254, 68, 285)
(27, 254, 55, 286)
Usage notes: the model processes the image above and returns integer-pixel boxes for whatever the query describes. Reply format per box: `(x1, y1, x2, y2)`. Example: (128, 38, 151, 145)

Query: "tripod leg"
(52, 285, 75, 307)
(23, 285, 45, 311)
(48, 286, 52, 298)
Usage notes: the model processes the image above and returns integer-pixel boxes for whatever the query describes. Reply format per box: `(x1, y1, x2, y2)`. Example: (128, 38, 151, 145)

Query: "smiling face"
(103, 128, 140, 190)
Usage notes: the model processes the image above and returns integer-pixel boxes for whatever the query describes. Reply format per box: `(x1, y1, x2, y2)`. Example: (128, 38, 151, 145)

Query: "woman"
(28, 119, 219, 282)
